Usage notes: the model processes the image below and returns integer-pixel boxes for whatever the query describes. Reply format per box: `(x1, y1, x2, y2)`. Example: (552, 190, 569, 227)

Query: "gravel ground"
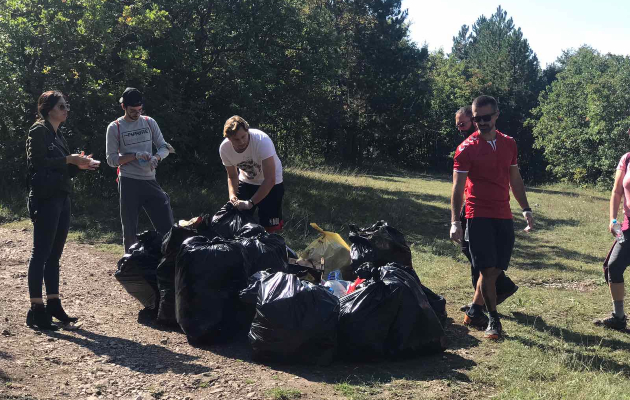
(0, 226, 480, 400)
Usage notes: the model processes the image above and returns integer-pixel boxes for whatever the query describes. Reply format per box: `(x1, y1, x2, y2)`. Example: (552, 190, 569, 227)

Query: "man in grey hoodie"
(106, 88, 174, 253)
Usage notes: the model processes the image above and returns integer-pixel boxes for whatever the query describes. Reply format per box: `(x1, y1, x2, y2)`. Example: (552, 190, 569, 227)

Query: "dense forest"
(2, 0, 630, 195)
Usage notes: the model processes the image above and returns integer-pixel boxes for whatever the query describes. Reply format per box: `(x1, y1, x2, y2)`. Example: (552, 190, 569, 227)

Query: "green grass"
(265, 387, 302, 400)
(2, 168, 629, 399)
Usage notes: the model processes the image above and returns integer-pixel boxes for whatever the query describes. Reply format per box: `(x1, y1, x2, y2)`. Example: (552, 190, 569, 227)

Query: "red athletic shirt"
(453, 130, 518, 219)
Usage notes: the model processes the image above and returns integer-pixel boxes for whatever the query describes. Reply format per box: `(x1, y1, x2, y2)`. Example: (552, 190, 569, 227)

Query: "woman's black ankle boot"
(46, 298, 78, 323)
(26, 303, 59, 331)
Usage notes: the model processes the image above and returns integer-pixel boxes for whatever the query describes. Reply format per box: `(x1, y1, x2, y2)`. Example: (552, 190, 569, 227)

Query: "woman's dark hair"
(37, 91, 66, 121)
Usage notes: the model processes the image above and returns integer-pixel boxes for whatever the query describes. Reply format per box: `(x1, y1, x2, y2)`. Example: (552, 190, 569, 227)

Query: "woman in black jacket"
(25, 90, 98, 330)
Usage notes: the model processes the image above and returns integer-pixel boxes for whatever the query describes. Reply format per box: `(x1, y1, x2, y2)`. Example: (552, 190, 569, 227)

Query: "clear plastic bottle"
(323, 280, 347, 298)
(612, 219, 625, 243)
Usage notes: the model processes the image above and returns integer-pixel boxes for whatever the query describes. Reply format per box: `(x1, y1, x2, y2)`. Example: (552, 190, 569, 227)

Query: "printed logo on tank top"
(122, 127, 151, 146)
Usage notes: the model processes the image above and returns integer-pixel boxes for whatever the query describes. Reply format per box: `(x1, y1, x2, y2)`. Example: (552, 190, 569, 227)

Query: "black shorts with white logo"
(237, 181, 284, 232)
(467, 217, 514, 271)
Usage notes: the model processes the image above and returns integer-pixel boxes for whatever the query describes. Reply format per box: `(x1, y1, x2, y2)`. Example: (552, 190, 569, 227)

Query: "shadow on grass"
(505, 311, 630, 376)
(526, 187, 607, 201)
(51, 328, 211, 375)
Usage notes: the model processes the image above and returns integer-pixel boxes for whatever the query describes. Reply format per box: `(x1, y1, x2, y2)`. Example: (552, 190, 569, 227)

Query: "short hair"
(456, 106, 472, 118)
(37, 90, 66, 121)
(223, 115, 250, 137)
(472, 95, 499, 113)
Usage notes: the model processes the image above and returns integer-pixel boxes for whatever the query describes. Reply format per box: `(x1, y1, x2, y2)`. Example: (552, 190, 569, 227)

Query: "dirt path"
(0, 226, 481, 400)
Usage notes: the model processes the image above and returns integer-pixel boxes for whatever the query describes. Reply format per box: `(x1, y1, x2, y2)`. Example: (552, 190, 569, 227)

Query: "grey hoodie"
(106, 116, 170, 180)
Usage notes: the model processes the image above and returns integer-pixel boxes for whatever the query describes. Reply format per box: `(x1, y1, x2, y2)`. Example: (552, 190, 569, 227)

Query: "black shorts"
(467, 217, 514, 271)
(237, 181, 284, 232)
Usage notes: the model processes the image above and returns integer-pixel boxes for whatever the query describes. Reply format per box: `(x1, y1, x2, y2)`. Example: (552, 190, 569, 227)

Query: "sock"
(613, 300, 625, 318)
(489, 310, 500, 321)
(468, 303, 483, 316)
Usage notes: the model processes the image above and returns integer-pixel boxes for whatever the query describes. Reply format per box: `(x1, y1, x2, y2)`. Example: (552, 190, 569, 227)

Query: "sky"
(401, 0, 630, 67)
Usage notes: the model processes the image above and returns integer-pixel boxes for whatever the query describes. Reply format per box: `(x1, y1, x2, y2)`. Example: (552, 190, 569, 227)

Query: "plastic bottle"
(323, 280, 347, 298)
(612, 219, 625, 243)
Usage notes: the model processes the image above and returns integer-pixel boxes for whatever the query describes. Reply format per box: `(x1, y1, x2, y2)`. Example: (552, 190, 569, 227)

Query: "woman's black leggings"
(27, 193, 71, 299)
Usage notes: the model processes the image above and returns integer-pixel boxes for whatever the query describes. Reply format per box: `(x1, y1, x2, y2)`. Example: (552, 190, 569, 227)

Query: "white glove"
(236, 200, 254, 211)
(450, 221, 463, 244)
(522, 210, 533, 232)
(135, 151, 151, 161)
(149, 156, 159, 170)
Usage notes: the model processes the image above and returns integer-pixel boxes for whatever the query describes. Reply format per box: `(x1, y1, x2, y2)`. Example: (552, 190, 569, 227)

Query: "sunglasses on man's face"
(472, 113, 495, 123)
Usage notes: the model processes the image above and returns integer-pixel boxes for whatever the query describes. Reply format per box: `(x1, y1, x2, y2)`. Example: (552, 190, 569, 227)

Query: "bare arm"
(509, 166, 530, 210)
(250, 156, 276, 205)
(226, 166, 240, 201)
(451, 171, 468, 222)
(610, 169, 625, 235)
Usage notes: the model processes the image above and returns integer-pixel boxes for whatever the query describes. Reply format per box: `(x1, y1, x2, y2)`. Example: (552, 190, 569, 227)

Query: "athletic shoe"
(463, 310, 489, 329)
(484, 318, 502, 340)
(460, 284, 519, 313)
(496, 284, 519, 306)
(593, 314, 627, 331)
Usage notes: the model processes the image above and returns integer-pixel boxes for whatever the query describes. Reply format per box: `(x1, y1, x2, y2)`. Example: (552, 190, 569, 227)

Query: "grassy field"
(2, 167, 630, 399)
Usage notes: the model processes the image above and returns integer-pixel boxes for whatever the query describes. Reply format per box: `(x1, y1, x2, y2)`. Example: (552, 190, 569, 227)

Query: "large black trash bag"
(114, 230, 163, 309)
(338, 263, 447, 360)
(240, 272, 339, 365)
(236, 223, 288, 274)
(420, 284, 448, 325)
(156, 224, 207, 325)
(354, 261, 420, 284)
(175, 236, 250, 343)
(348, 221, 413, 274)
(211, 202, 257, 239)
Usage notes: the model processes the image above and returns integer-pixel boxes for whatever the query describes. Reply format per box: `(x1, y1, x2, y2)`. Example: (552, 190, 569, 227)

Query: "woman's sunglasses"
(472, 113, 495, 123)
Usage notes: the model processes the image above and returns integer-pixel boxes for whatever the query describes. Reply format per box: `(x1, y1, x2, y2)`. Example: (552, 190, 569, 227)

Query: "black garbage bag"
(338, 263, 447, 360)
(354, 261, 420, 284)
(175, 236, 250, 343)
(114, 230, 163, 309)
(156, 224, 219, 325)
(348, 221, 413, 274)
(236, 223, 288, 274)
(241, 272, 339, 365)
(420, 284, 448, 325)
(211, 202, 257, 239)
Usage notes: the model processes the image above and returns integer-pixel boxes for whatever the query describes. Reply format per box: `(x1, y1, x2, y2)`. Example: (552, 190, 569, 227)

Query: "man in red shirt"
(450, 95, 534, 339)
(455, 106, 519, 314)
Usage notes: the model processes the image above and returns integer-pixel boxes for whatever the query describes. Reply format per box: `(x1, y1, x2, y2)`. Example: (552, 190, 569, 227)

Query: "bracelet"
(248, 199, 255, 206)
(451, 221, 461, 225)
(522, 207, 532, 212)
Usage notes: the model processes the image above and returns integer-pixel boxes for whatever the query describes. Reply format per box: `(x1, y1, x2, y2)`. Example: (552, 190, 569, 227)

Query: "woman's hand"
(68, 154, 98, 170)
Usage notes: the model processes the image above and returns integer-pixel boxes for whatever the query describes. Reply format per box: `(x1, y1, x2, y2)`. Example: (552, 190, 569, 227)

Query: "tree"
(531, 46, 630, 186)
(450, 6, 545, 180)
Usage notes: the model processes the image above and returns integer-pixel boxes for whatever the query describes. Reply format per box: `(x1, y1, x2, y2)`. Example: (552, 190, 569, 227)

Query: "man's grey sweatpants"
(118, 176, 174, 253)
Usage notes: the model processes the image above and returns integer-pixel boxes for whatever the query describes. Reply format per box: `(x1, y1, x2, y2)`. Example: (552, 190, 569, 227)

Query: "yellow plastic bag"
(300, 223, 352, 279)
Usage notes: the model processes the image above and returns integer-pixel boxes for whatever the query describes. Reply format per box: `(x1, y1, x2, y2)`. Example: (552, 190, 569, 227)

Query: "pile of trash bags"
(114, 209, 447, 364)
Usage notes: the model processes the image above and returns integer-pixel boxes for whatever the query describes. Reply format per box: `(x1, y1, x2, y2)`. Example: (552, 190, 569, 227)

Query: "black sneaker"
(460, 303, 473, 313)
(496, 284, 519, 306)
(484, 318, 502, 340)
(593, 314, 627, 331)
(463, 310, 489, 329)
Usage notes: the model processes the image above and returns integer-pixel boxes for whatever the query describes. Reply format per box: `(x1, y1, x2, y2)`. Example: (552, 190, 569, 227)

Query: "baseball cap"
(119, 87, 143, 107)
